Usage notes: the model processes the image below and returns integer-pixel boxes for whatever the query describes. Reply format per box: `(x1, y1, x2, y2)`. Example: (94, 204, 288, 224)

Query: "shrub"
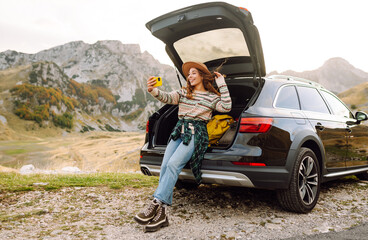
(105, 124, 121, 132)
(29, 71, 38, 83)
(67, 79, 116, 106)
(14, 105, 33, 120)
(80, 125, 95, 133)
(53, 112, 73, 129)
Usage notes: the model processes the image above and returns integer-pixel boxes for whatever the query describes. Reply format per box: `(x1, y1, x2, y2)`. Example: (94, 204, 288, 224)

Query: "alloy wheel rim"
(298, 156, 318, 205)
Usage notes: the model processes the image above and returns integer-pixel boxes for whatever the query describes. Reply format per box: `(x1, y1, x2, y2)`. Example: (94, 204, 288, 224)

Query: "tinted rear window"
(275, 85, 300, 110)
(297, 86, 330, 114)
(173, 28, 250, 63)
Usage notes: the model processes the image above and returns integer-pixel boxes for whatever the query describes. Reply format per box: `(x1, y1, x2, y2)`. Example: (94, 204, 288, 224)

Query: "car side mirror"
(356, 111, 368, 123)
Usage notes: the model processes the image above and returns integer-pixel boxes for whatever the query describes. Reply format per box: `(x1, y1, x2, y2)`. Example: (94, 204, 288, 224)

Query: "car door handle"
(315, 123, 325, 131)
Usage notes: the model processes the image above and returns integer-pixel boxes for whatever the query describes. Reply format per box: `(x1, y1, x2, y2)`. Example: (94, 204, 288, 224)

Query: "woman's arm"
(213, 72, 232, 112)
(147, 76, 180, 105)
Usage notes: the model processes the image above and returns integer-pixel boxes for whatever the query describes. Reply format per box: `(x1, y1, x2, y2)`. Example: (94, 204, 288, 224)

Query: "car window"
(173, 28, 250, 63)
(297, 86, 330, 114)
(321, 91, 353, 118)
(275, 85, 300, 110)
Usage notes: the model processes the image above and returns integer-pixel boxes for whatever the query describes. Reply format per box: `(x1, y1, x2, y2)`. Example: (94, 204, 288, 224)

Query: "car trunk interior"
(152, 78, 260, 149)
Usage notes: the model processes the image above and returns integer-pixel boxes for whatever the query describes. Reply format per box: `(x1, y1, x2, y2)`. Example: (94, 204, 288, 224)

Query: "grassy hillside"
(338, 82, 368, 112)
(0, 65, 30, 91)
(0, 62, 124, 139)
(0, 65, 64, 140)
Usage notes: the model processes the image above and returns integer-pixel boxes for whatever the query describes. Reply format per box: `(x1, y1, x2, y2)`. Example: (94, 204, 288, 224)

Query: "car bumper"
(141, 164, 255, 187)
(140, 155, 291, 189)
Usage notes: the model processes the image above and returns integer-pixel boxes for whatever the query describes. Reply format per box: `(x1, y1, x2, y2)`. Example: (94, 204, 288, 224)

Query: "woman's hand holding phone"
(147, 76, 157, 92)
(147, 76, 162, 92)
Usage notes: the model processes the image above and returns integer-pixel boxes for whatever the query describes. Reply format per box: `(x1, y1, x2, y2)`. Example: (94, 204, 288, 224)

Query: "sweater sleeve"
(214, 82, 232, 112)
(149, 88, 181, 105)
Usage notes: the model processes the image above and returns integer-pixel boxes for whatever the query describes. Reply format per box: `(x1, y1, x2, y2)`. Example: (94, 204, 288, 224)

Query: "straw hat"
(182, 61, 211, 77)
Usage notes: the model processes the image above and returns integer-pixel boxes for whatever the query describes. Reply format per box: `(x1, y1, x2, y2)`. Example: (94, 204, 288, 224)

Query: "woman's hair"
(184, 59, 228, 99)
(184, 69, 220, 99)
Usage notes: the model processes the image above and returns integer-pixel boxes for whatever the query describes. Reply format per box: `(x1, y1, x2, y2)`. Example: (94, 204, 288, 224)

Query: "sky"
(0, 0, 367, 73)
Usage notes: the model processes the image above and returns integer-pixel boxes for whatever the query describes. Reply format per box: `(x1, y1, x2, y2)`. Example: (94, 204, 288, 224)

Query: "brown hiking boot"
(134, 199, 160, 225)
(143, 206, 169, 232)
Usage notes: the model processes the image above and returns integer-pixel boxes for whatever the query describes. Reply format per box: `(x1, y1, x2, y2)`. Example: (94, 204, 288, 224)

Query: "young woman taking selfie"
(134, 61, 232, 232)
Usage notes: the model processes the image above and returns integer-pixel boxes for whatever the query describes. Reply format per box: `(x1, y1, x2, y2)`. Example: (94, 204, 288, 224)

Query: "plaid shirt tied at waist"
(170, 118, 209, 184)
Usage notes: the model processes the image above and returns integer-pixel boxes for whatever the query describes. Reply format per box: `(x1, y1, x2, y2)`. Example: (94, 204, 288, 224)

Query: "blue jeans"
(153, 135, 195, 205)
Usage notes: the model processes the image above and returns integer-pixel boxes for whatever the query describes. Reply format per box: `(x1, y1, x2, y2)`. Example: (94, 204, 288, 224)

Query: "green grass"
(0, 172, 158, 192)
(3, 149, 27, 155)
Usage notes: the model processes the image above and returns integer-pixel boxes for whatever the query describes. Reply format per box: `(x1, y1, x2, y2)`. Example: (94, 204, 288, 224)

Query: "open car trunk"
(146, 2, 266, 80)
(150, 78, 261, 149)
(145, 2, 266, 149)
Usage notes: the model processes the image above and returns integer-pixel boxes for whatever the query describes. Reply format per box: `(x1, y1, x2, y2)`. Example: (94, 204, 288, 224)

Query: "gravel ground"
(0, 177, 367, 240)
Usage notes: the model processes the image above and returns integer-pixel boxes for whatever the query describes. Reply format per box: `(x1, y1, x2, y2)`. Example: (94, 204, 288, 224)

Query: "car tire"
(277, 147, 321, 213)
(356, 171, 368, 180)
(175, 180, 198, 190)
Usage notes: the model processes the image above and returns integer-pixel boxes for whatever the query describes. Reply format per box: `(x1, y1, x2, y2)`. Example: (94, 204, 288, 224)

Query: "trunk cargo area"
(150, 78, 260, 149)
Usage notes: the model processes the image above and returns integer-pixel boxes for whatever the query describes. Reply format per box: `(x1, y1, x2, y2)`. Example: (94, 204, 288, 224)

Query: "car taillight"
(239, 118, 273, 133)
(146, 120, 149, 133)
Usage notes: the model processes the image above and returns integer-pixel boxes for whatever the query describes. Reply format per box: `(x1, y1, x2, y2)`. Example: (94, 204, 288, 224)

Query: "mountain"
(1, 41, 367, 136)
(0, 40, 182, 133)
(267, 57, 368, 93)
(0, 61, 128, 139)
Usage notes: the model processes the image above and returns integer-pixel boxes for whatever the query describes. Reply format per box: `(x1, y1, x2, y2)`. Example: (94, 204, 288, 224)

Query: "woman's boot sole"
(143, 219, 169, 232)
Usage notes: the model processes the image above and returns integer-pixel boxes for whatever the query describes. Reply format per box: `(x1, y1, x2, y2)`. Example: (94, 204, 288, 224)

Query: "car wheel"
(277, 147, 321, 213)
(356, 171, 368, 180)
(175, 180, 198, 190)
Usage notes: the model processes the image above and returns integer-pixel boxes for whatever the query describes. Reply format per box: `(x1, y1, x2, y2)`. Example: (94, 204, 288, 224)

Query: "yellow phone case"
(153, 77, 162, 87)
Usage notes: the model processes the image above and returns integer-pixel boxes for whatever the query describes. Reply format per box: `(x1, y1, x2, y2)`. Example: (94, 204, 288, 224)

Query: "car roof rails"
(268, 75, 324, 89)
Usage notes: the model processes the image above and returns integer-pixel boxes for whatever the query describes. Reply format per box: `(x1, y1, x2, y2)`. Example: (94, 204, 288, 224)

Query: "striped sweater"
(149, 83, 232, 122)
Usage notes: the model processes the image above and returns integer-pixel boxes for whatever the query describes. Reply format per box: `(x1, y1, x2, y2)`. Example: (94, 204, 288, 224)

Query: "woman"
(134, 61, 232, 232)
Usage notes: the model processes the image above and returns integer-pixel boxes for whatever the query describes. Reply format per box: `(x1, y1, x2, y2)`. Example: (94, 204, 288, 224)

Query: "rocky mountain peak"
(28, 61, 70, 91)
(95, 40, 141, 55)
(318, 57, 354, 73)
(268, 57, 368, 93)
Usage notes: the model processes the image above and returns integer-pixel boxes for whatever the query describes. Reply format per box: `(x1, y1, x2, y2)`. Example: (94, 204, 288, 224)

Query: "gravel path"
(1, 178, 367, 239)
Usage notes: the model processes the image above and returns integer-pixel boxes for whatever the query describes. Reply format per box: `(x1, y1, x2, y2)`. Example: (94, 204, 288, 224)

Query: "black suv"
(140, 2, 368, 213)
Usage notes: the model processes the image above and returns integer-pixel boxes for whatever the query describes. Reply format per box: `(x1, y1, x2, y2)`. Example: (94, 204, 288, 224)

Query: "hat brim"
(182, 62, 211, 77)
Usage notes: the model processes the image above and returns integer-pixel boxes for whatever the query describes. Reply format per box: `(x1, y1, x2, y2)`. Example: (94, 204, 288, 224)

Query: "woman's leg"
(159, 138, 181, 183)
(134, 138, 183, 226)
(153, 135, 195, 205)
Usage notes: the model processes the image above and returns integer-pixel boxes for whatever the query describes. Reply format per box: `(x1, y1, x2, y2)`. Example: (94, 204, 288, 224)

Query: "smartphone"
(153, 77, 162, 87)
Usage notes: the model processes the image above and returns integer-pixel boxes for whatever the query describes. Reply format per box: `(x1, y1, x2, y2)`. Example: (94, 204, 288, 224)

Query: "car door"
(297, 86, 347, 170)
(321, 90, 368, 168)
(346, 122, 368, 167)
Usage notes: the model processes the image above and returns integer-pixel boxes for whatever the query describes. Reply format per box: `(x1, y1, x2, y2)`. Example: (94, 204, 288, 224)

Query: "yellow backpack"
(207, 114, 234, 145)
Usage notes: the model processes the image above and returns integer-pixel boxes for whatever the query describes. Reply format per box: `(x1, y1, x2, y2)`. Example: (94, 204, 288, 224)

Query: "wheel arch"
(300, 140, 323, 176)
(284, 130, 325, 186)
